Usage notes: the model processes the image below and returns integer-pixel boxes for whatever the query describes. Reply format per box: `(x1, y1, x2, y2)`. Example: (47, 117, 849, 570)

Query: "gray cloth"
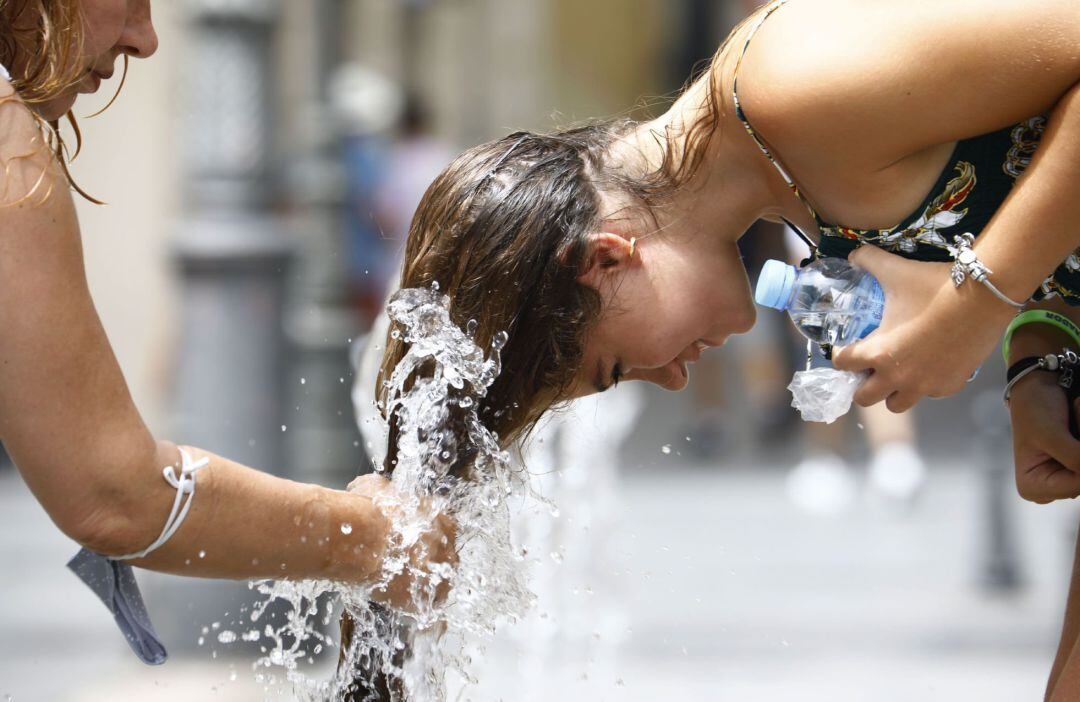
(67, 548, 168, 665)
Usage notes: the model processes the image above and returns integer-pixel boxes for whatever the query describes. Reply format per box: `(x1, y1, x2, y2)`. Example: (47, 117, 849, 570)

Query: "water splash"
(246, 285, 535, 701)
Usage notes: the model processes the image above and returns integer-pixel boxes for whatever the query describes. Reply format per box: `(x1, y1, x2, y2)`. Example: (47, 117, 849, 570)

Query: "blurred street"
(2, 457, 1075, 701)
(0, 2, 1075, 701)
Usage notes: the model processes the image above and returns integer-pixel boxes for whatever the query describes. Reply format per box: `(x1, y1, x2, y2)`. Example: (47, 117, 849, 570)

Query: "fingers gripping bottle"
(754, 257, 885, 348)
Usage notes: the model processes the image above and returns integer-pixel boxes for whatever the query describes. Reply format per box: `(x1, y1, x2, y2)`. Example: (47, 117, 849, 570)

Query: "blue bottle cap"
(754, 259, 797, 310)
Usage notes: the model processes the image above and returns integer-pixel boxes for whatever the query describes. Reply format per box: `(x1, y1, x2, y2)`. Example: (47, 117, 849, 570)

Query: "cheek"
(80, 0, 128, 55)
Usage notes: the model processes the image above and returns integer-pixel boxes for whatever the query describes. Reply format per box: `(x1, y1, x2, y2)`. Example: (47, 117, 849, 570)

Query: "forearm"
(973, 79, 1080, 304)
(110, 442, 384, 583)
(1048, 520, 1080, 701)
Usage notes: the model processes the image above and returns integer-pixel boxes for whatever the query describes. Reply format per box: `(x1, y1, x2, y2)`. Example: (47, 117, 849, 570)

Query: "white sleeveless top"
(0, 62, 9, 82)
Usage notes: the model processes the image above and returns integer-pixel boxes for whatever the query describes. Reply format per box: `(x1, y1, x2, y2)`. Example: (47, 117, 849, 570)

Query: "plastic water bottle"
(755, 258, 885, 347)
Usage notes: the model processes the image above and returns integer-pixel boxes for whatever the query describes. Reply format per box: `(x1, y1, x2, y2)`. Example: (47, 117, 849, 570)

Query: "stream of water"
(243, 284, 536, 701)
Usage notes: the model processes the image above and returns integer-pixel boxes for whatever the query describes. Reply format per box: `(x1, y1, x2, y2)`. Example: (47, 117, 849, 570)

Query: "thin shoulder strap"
(731, 0, 819, 254)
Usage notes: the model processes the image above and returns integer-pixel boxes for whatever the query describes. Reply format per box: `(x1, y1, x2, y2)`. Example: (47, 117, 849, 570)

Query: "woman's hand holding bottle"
(832, 245, 1015, 412)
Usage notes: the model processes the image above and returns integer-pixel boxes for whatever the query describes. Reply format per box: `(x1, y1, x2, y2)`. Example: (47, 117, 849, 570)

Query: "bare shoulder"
(0, 77, 68, 208)
(737, 0, 1080, 166)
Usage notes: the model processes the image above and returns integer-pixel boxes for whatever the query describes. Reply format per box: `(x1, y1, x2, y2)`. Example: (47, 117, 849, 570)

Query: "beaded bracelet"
(1003, 348, 1078, 404)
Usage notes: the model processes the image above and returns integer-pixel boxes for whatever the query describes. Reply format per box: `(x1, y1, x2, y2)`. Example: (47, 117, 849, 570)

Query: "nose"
(120, 0, 159, 59)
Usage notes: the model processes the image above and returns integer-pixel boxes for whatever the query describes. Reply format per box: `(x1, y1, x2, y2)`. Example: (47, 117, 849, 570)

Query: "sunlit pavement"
(2, 461, 1077, 702)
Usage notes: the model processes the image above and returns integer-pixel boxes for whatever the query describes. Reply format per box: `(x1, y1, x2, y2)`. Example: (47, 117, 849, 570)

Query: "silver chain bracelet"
(947, 233, 1028, 309)
(1003, 348, 1079, 404)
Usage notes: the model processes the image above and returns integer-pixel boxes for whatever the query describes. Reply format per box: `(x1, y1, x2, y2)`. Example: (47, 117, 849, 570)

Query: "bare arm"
(0, 82, 407, 584)
(745, 0, 1080, 302)
(1048, 518, 1080, 701)
(745, 0, 1080, 405)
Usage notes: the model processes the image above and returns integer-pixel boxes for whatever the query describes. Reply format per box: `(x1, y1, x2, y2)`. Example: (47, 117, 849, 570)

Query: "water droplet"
(660, 444, 672, 454)
(550, 551, 564, 564)
(217, 630, 238, 644)
(229, 670, 238, 682)
(197, 636, 205, 646)
(281, 425, 287, 432)
(299, 377, 306, 385)
(340, 523, 353, 535)
(198, 550, 206, 559)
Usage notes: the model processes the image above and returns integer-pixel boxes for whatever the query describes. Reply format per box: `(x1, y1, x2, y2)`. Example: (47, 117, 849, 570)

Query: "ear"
(576, 231, 635, 289)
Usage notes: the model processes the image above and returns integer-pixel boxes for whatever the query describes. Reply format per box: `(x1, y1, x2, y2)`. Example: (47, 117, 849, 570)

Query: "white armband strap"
(114, 447, 211, 561)
(67, 447, 211, 666)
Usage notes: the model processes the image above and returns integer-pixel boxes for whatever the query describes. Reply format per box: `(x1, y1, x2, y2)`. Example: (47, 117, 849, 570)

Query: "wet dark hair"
(376, 126, 623, 454)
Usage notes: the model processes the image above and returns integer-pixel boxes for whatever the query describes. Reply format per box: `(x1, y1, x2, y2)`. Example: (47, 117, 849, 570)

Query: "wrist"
(936, 271, 1016, 332)
(323, 487, 389, 583)
(1003, 309, 1080, 364)
(1008, 324, 1078, 364)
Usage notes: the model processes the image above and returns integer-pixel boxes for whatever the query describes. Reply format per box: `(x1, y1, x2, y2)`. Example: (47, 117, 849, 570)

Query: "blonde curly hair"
(0, 0, 121, 203)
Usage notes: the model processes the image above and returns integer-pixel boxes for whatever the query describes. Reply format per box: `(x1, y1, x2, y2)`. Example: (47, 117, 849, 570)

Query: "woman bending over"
(365, 0, 1080, 697)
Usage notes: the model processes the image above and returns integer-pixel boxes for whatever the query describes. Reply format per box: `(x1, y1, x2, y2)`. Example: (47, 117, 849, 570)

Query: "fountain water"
(244, 284, 536, 701)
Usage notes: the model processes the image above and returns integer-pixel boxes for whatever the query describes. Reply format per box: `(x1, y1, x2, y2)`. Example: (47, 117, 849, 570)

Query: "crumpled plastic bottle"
(787, 368, 869, 423)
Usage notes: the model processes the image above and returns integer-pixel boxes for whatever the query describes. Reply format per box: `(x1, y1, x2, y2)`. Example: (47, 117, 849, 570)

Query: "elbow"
(56, 441, 174, 557)
(59, 499, 153, 558)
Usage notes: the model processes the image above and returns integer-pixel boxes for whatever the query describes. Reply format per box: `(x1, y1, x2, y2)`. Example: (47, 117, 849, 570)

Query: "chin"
(661, 363, 691, 392)
(36, 93, 78, 122)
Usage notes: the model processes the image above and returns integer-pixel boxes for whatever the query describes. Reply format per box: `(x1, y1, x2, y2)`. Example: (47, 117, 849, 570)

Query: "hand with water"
(832, 245, 1016, 412)
(1009, 376, 1080, 504)
(346, 473, 458, 612)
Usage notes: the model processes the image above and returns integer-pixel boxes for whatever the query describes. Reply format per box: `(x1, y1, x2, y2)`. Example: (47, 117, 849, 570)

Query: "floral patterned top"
(734, 0, 1080, 306)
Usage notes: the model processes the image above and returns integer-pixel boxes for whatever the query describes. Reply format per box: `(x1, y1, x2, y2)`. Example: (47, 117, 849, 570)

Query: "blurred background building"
(1, 1, 1078, 700)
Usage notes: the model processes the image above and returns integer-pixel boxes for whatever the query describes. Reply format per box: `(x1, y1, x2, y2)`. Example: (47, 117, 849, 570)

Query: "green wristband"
(1001, 309, 1080, 362)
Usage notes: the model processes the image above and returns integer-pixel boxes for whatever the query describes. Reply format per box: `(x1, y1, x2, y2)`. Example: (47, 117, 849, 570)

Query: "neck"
(607, 78, 797, 246)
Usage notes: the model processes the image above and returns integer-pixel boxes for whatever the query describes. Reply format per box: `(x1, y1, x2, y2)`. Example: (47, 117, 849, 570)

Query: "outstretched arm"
(0, 76, 448, 592)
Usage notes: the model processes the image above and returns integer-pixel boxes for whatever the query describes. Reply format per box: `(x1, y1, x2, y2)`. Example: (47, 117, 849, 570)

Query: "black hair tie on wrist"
(1006, 356, 1046, 383)
(1006, 349, 1079, 438)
